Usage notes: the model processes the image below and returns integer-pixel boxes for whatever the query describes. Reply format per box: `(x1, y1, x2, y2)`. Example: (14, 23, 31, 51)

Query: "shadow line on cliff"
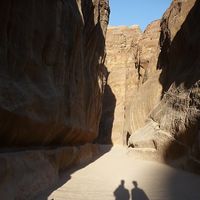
(96, 64, 116, 145)
(157, 0, 200, 98)
(34, 0, 113, 199)
(35, 145, 112, 200)
(0, 0, 113, 199)
(156, 0, 200, 171)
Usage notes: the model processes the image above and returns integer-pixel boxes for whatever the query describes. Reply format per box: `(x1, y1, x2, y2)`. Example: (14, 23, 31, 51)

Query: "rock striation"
(124, 20, 162, 137)
(98, 25, 142, 144)
(128, 0, 200, 172)
(0, 0, 110, 199)
(0, 0, 109, 147)
(99, 20, 161, 145)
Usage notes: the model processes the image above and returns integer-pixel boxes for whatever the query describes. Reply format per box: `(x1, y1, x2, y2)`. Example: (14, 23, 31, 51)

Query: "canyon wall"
(99, 20, 161, 145)
(0, 0, 109, 147)
(128, 0, 200, 172)
(0, 0, 109, 199)
(98, 25, 142, 144)
(99, 0, 200, 172)
(124, 20, 162, 137)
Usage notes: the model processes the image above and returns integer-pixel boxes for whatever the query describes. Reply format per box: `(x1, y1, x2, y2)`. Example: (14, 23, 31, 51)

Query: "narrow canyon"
(0, 0, 200, 199)
(100, 0, 200, 172)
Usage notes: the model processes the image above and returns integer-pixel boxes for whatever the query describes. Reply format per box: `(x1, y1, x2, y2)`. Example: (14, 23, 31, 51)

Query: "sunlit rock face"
(151, 0, 200, 165)
(128, 0, 200, 172)
(0, 0, 109, 147)
(124, 20, 162, 137)
(98, 25, 142, 144)
(99, 20, 161, 145)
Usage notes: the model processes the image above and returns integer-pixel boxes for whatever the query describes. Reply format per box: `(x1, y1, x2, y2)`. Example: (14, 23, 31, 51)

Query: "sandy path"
(41, 146, 200, 200)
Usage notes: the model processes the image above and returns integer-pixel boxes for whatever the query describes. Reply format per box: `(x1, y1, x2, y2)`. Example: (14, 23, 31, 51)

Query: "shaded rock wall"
(0, 0, 110, 199)
(151, 0, 200, 163)
(0, 0, 109, 147)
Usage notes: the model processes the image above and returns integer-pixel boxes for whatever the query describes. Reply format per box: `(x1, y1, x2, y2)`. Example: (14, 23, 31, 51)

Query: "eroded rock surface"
(152, 0, 200, 165)
(98, 25, 142, 144)
(99, 20, 162, 145)
(0, 0, 109, 147)
(0, 144, 100, 200)
(128, 0, 200, 172)
(124, 20, 162, 136)
(0, 0, 110, 199)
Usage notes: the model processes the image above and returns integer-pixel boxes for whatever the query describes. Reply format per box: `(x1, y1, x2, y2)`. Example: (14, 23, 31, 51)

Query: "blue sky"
(109, 0, 172, 31)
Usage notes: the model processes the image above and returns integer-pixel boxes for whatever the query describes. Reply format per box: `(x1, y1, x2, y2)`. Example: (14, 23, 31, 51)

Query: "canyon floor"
(38, 146, 200, 200)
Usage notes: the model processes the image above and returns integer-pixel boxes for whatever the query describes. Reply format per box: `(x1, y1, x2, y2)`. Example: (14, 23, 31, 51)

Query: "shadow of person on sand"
(131, 181, 150, 200)
(114, 180, 130, 200)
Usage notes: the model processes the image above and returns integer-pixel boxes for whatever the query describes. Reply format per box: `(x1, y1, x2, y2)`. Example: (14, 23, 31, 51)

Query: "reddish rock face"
(98, 25, 142, 144)
(124, 20, 162, 136)
(99, 21, 161, 145)
(151, 0, 200, 162)
(128, 0, 200, 172)
(0, 0, 109, 147)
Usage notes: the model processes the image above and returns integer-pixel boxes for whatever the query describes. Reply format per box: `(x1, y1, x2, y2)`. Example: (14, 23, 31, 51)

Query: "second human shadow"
(131, 181, 150, 200)
(114, 180, 150, 200)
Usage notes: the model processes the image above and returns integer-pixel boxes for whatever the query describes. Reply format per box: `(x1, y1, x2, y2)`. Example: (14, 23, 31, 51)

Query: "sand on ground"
(38, 146, 200, 200)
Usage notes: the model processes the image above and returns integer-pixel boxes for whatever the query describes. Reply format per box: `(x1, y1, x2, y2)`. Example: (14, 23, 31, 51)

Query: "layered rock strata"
(99, 20, 161, 145)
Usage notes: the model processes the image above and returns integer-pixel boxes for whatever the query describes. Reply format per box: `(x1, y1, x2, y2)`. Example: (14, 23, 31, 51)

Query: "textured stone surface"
(128, 119, 188, 163)
(0, 0, 109, 147)
(124, 20, 162, 137)
(99, 21, 162, 145)
(98, 25, 142, 144)
(151, 0, 200, 161)
(0, 1, 110, 198)
(128, 0, 200, 170)
(0, 144, 100, 200)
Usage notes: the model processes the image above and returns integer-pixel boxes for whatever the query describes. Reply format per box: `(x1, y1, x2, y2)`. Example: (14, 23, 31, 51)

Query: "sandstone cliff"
(99, 20, 161, 145)
(0, 0, 109, 147)
(128, 0, 200, 172)
(0, 0, 109, 199)
(98, 25, 142, 144)
(124, 20, 162, 137)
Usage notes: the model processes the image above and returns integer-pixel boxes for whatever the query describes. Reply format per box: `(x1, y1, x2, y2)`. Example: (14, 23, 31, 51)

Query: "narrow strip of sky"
(109, 0, 172, 31)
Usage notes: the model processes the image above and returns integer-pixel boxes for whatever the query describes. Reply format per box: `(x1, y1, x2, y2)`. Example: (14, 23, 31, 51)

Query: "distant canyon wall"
(99, 20, 161, 144)
(100, 0, 200, 171)
(124, 20, 162, 136)
(98, 25, 142, 144)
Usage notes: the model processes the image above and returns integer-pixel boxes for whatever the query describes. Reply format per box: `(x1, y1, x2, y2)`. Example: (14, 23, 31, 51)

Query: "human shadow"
(131, 181, 150, 200)
(114, 180, 130, 200)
